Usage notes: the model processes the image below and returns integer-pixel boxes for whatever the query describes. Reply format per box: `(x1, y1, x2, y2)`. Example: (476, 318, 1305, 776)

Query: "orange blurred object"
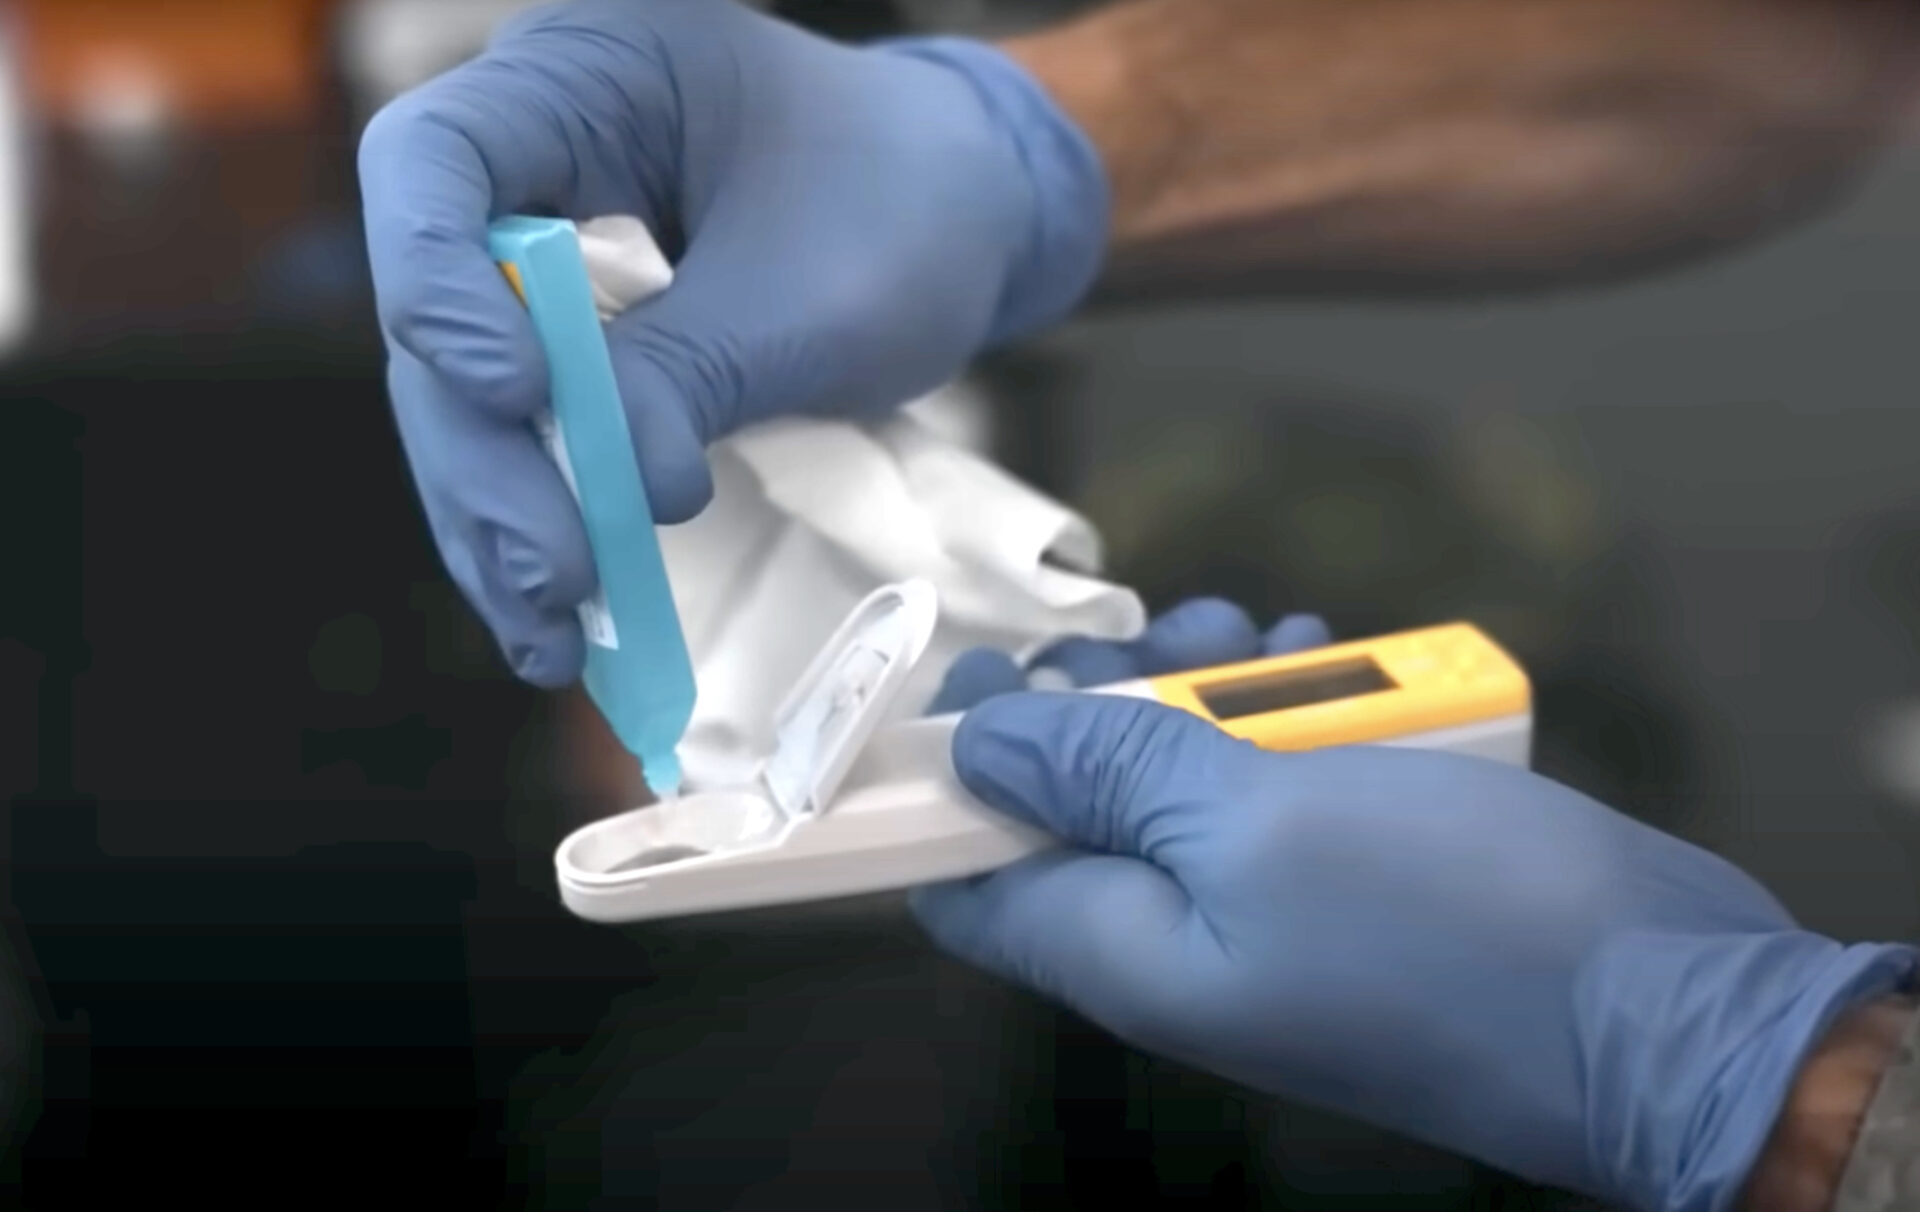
(19, 0, 336, 129)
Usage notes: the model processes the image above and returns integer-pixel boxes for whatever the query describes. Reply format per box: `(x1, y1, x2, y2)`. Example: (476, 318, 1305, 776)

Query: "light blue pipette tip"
(488, 216, 696, 800)
(644, 752, 682, 800)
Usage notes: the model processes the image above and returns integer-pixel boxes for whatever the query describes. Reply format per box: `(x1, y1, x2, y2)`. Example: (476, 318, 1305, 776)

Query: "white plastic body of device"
(553, 580, 1533, 925)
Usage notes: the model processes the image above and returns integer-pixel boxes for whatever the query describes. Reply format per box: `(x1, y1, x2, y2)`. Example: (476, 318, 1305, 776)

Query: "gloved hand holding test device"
(490, 216, 1535, 925)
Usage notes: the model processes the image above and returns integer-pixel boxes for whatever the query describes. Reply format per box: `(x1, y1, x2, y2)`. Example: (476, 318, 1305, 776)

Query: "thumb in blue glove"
(913, 693, 1916, 1212)
(358, 0, 1108, 686)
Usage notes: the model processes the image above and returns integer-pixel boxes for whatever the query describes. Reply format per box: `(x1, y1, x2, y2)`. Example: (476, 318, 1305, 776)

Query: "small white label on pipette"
(535, 410, 621, 650)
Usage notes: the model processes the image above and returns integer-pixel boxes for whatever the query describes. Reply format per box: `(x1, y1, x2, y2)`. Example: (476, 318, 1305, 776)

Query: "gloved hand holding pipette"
(356, 0, 1104, 688)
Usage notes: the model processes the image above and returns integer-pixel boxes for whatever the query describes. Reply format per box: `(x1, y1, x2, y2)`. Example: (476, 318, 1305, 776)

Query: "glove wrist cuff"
(879, 36, 1111, 345)
(1599, 939, 1919, 1212)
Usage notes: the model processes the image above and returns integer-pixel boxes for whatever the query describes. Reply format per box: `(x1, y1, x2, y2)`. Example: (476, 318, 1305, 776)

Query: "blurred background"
(5, 0, 1920, 1207)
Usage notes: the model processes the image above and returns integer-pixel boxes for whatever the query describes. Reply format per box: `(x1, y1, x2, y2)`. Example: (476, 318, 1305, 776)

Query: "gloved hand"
(916, 624, 1917, 1212)
(357, 0, 1107, 686)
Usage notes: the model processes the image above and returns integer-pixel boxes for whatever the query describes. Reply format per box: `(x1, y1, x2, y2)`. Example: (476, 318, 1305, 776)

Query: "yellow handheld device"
(1097, 622, 1532, 764)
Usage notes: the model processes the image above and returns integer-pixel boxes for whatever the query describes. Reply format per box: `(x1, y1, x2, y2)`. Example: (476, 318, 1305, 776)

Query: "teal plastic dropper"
(488, 216, 695, 796)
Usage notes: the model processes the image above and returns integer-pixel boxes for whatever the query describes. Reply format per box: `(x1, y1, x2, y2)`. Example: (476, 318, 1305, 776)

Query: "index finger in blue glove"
(360, 50, 725, 527)
(359, 59, 580, 423)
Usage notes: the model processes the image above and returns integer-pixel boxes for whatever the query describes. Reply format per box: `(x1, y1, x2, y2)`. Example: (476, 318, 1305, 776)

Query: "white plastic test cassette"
(555, 581, 1533, 924)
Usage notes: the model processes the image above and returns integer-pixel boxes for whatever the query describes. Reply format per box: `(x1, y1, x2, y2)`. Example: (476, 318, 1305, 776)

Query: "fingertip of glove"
(929, 649, 1026, 715)
(951, 694, 1031, 791)
(1136, 597, 1261, 673)
(607, 347, 723, 524)
(1160, 597, 1258, 637)
(908, 878, 1001, 961)
(1266, 613, 1333, 655)
(495, 530, 555, 599)
(907, 879, 969, 924)
(640, 448, 715, 525)
(504, 628, 585, 689)
(1028, 636, 1136, 687)
(485, 498, 599, 614)
(950, 690, 1034, 753)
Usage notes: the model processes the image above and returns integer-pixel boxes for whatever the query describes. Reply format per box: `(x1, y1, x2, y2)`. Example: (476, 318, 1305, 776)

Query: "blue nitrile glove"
(915, 669, 1918, 1211)
(357, 0, 1107, 686)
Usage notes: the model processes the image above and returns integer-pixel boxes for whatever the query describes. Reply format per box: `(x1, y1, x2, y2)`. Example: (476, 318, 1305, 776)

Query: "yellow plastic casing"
(1147, 623, 1530, 752)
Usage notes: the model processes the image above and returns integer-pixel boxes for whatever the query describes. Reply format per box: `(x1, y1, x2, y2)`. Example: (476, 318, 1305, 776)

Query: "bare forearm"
(1002, 0, 1920, 300)
(1742, 993, 1917, 1212)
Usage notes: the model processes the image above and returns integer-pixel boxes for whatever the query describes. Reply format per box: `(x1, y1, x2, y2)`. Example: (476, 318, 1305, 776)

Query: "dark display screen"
(1196, 657, 1397, 720)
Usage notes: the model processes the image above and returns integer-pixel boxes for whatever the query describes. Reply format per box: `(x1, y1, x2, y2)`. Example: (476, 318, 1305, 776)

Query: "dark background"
(6, 0, 1920, 1207)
